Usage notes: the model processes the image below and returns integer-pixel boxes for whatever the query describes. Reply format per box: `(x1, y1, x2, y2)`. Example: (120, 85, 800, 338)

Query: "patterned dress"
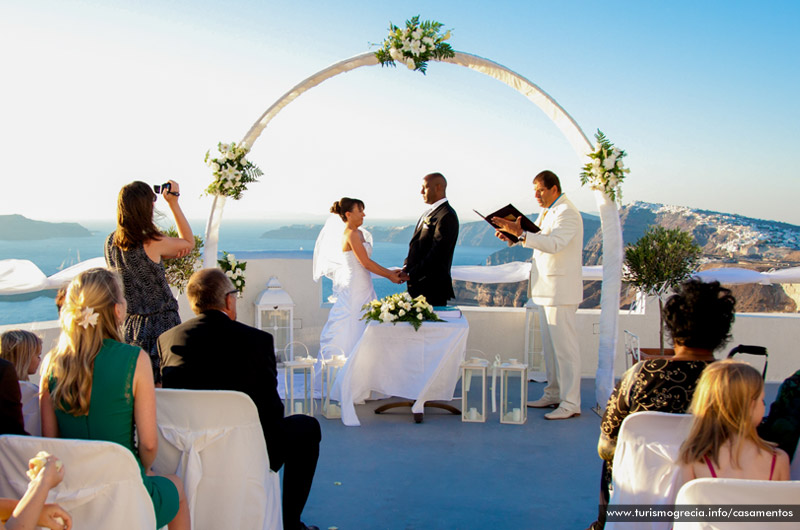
(599, 358, 712, 485)
(105, 233, 180, 383)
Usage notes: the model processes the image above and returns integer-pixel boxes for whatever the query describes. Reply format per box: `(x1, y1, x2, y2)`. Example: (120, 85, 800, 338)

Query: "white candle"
(294, 401, 304, 414)
(468, 407, 478, 421)
(512, 407, 521, 422)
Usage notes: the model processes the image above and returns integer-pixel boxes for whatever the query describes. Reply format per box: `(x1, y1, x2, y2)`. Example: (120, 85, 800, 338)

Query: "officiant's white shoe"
(544, 406, 580, 420)
(527, 397, 560, 408)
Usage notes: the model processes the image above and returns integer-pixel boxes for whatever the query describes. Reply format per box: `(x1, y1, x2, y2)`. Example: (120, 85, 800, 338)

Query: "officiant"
(400, 172, 459, 307)
(493, 170, 583, 420)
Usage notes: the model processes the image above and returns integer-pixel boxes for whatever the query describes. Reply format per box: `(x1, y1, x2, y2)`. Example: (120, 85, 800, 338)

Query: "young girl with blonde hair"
(40, 268, 190, 529)
(680, 359, 790, 481)
(0, 330, 43, 434)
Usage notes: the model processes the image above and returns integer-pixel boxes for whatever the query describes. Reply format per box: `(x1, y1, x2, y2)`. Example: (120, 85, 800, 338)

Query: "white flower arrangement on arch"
(205, 141, 263, 200)
(579, 130, 630, 204)
(218, 251, 247, 294)
(361, 292, 443, 331)
(374, 15, 454, 74)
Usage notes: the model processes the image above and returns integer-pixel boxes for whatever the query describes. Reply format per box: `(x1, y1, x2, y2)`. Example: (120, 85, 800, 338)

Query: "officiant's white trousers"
(539, 304, 581, 412)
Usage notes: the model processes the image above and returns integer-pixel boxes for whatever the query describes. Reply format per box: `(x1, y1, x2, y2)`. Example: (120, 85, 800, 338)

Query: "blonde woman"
(0, 330, 42, 435)
(40, 268, 190, 529)
(680, 360, 791, 481)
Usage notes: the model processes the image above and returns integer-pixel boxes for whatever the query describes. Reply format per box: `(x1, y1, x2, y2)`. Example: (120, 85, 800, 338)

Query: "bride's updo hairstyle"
(330, 197, 365, 222)
(47, 267, 125, 415)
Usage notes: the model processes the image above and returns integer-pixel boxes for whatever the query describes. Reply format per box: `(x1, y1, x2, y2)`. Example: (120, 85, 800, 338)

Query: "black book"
(473, 204, 540, 243)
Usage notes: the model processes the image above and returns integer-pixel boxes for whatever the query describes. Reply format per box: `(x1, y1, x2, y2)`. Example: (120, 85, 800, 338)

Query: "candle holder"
(500, 359, 528, 425)
(461, 354, 488, 423)
(321, 351, 347, 420)
(283, 342, 316, 417)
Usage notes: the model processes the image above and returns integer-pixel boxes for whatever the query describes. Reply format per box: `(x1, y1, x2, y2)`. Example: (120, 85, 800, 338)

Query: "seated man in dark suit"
(158, 268, 320, 530)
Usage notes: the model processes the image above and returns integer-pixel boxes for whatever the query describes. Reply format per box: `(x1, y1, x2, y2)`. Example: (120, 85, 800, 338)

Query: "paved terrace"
(300, 379, 781, 530)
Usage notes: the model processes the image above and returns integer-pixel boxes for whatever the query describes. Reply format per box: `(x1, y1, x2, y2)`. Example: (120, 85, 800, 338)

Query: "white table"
(334, 316, 469, 426)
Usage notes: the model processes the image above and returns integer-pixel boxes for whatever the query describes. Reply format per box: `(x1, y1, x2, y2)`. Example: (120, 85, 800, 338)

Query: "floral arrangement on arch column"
(579, 130, 630, 204)
(204, 141, 263, 200)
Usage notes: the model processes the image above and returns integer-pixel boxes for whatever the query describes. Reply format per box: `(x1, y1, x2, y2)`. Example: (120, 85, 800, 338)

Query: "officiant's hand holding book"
(473, 204, 539, 244)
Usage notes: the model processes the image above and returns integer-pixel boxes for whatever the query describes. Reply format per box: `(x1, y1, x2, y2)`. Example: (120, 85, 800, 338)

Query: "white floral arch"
(203, 50, 622, 409)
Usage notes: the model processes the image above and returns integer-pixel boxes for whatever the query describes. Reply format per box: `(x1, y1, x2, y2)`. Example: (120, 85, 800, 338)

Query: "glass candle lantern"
(254, 277, 295, 364)
(321, 354, 347, 419)
(284, 355, 316, 417)
(461, 357, 489, 423)
(500, 359, 528, 425)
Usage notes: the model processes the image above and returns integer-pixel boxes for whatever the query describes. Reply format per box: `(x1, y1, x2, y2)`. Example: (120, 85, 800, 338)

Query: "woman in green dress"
(40, 268, 190, 529)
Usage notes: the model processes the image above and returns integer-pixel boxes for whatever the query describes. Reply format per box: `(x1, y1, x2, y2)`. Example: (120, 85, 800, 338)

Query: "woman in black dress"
(589, 279, 736, 529)
(104, 180, 194, 383)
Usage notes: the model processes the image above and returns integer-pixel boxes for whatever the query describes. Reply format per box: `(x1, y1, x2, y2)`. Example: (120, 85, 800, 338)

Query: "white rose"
(416, 312, 422, 319)
(389, 48, 404, 62)
(422, 36, 434, 46)
(411, 28, 422, 40)
(612, 147, 621, 157)
(399, 309, 406, 316)
(603, 157, 616, 170)
(225, 270, 233, 278)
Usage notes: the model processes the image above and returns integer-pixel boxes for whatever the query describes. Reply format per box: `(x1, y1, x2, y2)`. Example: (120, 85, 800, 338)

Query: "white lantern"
(461, 356, 488, 423)
(284, 348, 316, 417)
(524, 298, 546, 381)
(321, 354, 347, 419)
(254, 277, 295, 364)
(500, 359, 528, 425)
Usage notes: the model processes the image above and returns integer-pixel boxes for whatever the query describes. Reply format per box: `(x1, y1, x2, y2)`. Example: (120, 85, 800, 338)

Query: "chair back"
(727, 344, 768, 379)
(18, 381, 40, 436)
(152, 389, 282, 530)
(0, 435, 157, 529)
(673, 477, 800, 529)
(606, 411, 694, 530)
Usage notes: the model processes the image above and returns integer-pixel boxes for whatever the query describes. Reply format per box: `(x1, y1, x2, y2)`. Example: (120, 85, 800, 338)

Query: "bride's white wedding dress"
(318, 242, 376, 359)
(313, 214, 376, 362)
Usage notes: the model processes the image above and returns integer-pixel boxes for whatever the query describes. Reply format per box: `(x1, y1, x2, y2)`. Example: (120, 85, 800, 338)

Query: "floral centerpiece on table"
(579, 130, 630, 204)
(374, 15, 454, 74)
(218, 251, 246, 294)
(361, 292, 443, 331)
(205, 141, 263, 200)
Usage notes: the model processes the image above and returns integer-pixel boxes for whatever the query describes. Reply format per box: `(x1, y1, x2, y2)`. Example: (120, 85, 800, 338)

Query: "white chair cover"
(18, 380, 40, 436)
(606, 411, 694, 530)
(0, 435, 157, 529)
(152, 389, 282, 530)
(673, 477, 800, 529)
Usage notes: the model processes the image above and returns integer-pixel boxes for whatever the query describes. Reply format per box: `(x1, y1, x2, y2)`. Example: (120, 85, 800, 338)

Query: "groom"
(400, 172, 459, 306)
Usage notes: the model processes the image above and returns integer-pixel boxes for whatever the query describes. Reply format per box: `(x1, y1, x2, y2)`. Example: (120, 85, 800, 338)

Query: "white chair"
(673, 477, 800, 529)
(606, 411, 694, 530)
(0, 435, 157, 529)
(152, 389, 283, 530)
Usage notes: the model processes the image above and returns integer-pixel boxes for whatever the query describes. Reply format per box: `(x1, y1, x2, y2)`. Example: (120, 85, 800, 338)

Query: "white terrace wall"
(4, 255, 798, 383)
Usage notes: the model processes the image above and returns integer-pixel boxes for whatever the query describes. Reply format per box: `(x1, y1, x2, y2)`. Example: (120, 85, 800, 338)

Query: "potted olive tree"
(623, 225, 701, 355)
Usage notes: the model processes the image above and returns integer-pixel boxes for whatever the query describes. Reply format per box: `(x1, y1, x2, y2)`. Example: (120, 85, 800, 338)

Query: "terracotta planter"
(639, 347, 675, 360)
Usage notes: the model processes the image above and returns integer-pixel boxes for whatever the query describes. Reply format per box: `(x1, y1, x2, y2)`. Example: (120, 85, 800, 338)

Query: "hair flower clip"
(77, 307, 99, 329)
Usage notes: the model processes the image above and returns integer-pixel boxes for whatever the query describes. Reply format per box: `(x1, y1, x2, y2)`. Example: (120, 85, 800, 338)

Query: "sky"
(1, 0, 799, 229)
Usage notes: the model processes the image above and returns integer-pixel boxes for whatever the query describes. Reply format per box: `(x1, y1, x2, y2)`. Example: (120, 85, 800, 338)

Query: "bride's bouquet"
(361, 292, 442, 331)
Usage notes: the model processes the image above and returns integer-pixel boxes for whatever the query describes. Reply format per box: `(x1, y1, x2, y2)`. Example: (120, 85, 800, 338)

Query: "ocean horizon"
(0, 219, 497, 326)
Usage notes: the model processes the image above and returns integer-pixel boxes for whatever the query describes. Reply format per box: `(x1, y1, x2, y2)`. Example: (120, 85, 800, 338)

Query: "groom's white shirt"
(416, 198, 449, 230)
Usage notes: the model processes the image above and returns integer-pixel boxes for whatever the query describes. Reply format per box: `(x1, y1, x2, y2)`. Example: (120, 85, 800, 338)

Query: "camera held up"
(153, 182, 171, 194)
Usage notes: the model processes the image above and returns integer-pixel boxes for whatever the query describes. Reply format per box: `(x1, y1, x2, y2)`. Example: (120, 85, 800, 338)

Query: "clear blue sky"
(2, 0, 798, 226)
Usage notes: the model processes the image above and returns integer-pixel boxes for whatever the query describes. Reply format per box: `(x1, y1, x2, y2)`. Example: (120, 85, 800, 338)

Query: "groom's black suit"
(404, 200, 459, 306)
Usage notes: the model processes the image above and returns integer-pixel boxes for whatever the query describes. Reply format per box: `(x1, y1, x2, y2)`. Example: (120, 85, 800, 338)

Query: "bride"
(313, 198, 402, 361)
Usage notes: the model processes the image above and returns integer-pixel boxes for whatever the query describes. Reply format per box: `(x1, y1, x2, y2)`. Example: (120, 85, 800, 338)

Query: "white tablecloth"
(334, 316, 469, 426)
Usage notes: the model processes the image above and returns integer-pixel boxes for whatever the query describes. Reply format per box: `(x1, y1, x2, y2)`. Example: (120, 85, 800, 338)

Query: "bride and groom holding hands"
(312, 172, 459, 360)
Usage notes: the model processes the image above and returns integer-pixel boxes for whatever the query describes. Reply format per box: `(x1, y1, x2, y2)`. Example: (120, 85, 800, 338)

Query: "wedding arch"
(202, 50, 622, 410)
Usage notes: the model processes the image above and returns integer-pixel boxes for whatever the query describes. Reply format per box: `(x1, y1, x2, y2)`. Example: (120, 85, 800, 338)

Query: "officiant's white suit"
(523, 194, 584, 414)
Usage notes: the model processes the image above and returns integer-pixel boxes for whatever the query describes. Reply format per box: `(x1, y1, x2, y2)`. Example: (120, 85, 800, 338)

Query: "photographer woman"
(104, 180, 194, 383)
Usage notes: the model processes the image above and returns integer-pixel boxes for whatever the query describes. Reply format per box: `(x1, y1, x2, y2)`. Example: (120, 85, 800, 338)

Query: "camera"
(153, 182, 171, 194)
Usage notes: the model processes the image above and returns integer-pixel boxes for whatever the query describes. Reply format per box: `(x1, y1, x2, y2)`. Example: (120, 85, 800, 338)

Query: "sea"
(0, 220, 496, 326)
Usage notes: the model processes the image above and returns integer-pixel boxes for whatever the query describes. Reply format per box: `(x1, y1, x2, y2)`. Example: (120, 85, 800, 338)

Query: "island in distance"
(0, 214, 92, 240)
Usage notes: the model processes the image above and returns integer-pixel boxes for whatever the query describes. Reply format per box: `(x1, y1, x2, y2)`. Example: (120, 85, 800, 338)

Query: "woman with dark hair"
(313, 197, 402, 361)
(588, 278, 736, 529)
(104, 180, 193, 382)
